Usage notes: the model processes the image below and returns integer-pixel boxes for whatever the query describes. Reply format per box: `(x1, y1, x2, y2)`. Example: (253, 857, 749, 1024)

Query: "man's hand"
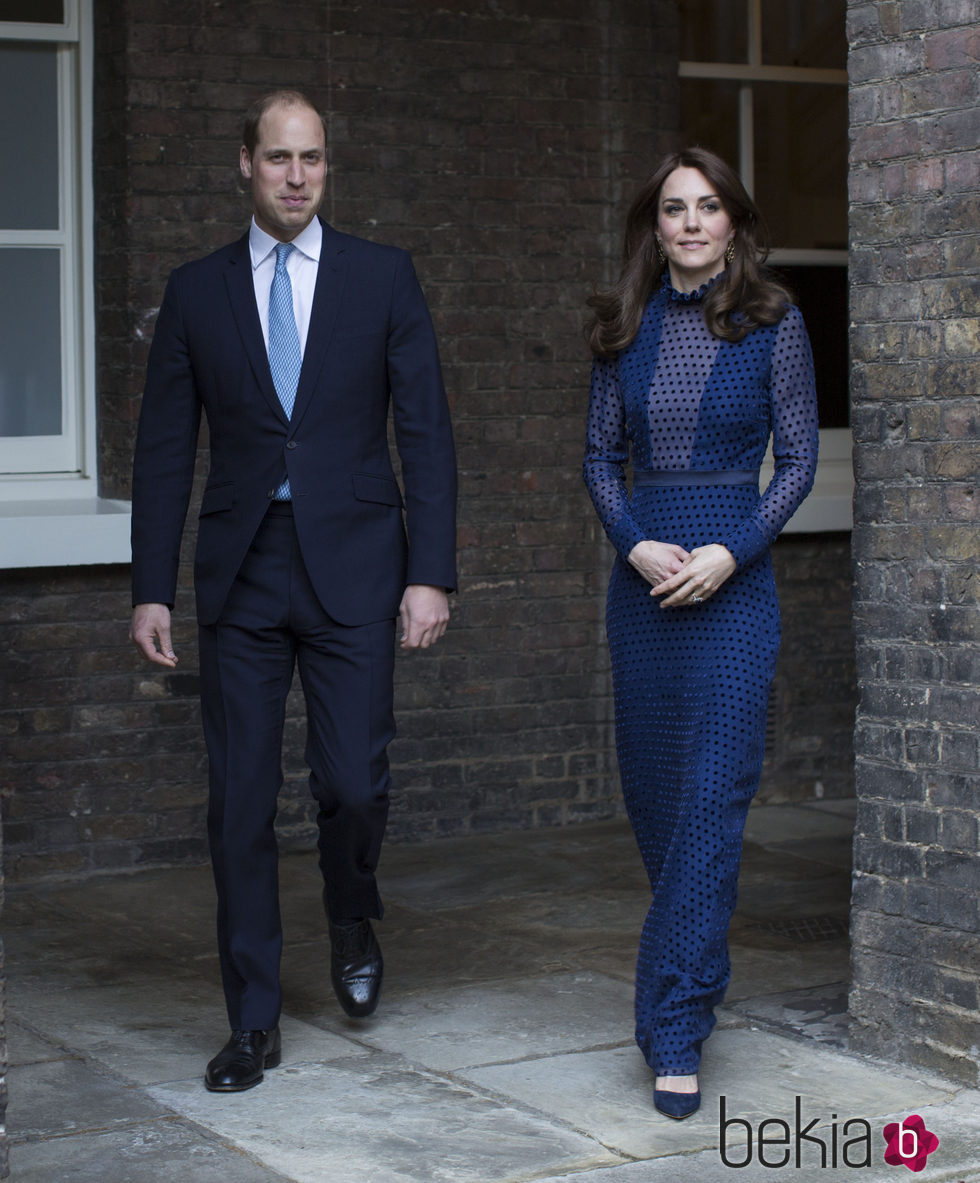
(130, 603, 178, 667)
(399, 584, 450, 650)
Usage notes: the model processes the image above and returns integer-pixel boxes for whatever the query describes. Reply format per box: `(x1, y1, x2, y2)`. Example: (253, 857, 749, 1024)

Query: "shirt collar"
(249, 216, 323, 270)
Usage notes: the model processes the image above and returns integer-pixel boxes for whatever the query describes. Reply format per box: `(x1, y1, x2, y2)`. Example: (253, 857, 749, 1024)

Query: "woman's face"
(655, 166, 735, 292)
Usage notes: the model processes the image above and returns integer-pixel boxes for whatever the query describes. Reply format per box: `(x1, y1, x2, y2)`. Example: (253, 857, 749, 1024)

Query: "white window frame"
(0, 0, 131, 568)
(0, 41, 80, 475)
(680, 0, 852, 532)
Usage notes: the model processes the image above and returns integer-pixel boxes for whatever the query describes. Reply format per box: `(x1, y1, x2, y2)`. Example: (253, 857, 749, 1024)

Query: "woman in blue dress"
(583, 148, 819, 1119)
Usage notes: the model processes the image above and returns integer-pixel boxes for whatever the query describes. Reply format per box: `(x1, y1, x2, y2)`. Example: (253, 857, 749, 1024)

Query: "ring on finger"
(691, 593, 704, 604)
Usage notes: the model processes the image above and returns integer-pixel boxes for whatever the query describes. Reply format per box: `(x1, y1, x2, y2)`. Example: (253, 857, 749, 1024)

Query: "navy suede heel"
(653, 1086, 701, 1119)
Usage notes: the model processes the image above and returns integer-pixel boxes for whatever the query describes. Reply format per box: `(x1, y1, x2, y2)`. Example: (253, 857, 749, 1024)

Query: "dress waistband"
(632, 469, 759, 487)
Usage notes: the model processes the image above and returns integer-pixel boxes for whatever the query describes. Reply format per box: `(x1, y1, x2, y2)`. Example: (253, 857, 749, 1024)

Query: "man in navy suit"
(129, 90, 457, 1092)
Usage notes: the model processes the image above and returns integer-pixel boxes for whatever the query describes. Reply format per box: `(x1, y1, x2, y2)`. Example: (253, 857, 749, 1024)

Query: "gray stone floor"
(6, 802, 980, 1182)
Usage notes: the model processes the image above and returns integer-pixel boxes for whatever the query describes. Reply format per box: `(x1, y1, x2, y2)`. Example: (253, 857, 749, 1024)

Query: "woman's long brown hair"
(586, 147, 793, 358)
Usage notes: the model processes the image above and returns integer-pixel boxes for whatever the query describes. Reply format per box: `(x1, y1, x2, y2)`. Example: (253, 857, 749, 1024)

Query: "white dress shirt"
(248, 216, 322, 358)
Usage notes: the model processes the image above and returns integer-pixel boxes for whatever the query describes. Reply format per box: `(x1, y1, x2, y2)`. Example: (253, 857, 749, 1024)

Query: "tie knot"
(275, 242, 294, 268)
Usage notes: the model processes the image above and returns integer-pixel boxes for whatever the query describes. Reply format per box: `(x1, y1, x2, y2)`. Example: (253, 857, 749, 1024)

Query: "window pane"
(678, 0, 747, 63)
(753, 83, 847, 250)
(0, 0, 64, 20)
(0, 248, 62, 437)
(773, 265, 848, 429)
(0, 43, 60, 230)
(762, 0, 846, 68)
(678, 79, 740, 169)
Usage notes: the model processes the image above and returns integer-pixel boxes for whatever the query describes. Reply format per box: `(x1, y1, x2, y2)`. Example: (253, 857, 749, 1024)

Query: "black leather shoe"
(204, 1027, 281, 1092)
(329, 919, 383, 1018)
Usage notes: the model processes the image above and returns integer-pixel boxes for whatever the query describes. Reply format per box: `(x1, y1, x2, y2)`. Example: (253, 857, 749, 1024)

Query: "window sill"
(0, 497, 131, 568)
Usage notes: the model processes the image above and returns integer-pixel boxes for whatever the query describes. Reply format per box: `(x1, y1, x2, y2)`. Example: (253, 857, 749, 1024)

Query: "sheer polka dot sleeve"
(583, 355, 647, 558)
(722, 306, 820, 566)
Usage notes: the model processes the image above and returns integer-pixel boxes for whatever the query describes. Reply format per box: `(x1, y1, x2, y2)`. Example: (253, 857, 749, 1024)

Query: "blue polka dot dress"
(583, 275, 819, 1077)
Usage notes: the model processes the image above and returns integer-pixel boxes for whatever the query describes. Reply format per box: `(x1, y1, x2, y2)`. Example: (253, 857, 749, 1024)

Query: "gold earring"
(656, 240, 666, 264)
(725, 240, 735, 265)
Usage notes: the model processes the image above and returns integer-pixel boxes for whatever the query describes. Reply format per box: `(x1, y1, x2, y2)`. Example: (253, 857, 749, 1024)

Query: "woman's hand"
(651, 544, 737, 608)
(628, 540, 691, 588)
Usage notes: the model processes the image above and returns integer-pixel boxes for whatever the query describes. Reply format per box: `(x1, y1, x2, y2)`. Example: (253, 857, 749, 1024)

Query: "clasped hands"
(627, 540, 736, 608)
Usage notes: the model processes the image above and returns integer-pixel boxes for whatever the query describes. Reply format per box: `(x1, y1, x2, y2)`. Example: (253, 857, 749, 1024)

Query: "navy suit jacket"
(131, 219, 457, 627)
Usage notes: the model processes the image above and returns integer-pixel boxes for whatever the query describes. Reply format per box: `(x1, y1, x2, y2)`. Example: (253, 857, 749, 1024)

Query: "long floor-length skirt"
(605, 483, 780, 1076)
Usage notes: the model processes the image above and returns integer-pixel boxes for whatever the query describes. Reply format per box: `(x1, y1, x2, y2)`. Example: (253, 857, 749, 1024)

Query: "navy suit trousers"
(198, 503, 395, 1030)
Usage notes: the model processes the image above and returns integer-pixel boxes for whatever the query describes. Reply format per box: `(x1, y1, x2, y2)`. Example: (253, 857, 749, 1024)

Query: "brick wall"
(766, 535, 856, 802)
(847, 1, 979, 1084)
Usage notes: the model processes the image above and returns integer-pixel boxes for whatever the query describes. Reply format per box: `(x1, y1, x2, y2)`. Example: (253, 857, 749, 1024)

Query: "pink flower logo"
(883, 1115, 940, 1172)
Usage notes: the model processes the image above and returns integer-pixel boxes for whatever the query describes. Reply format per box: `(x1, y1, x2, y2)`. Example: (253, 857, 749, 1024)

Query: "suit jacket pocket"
(352, 472, 404, 508)
(199, 482, 235, 516)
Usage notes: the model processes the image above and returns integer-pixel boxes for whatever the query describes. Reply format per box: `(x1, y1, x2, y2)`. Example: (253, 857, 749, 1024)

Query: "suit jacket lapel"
(224, 232, 289, 425)
(289, 219, 349, 431)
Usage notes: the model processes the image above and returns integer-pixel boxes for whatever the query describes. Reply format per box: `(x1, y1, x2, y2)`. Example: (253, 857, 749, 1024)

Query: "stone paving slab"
(551, 940, 641, 986)
(380, 823, 645, 913)
(735, 843, 853, 899)
(806, 799, 859, 819)
(7, 1058, 169, 1140)
(726, 942, 850, 1003)
(745, 802, 857, 847)
(472, 887, 649, 939)
(11, 864, 218, 957)
(5, 1018, 70, 1067)
(380, 905, 577, 990)
(767, 834, 856, 872)
(534, 1148, 980, 1183)
(281, 908, 576, 1014)
(147, 1053, 621, 1183)
(381, 839, 579, 909)
(481, 898, 644, 989)
(352, 971, 634, 1071)
(729, 981, 852, 1045)
(10, 1121, 295, 1183)
(461, 1044, 719, 1161)
(9, 974, 367, 1087)
(458, 892, 647, 999)
(3, 911, 184, 991)
(459, 1026, 958, 1161)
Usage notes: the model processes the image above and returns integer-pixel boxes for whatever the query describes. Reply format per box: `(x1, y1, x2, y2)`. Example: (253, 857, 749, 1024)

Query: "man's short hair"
(241, 90, 328, 157)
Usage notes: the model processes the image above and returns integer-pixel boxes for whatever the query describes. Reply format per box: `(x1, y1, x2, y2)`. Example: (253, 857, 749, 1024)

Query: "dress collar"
(660, 270, 723, 304)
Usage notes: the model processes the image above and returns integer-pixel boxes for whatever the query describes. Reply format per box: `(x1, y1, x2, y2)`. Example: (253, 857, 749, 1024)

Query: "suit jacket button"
(286, 441, 297, 450)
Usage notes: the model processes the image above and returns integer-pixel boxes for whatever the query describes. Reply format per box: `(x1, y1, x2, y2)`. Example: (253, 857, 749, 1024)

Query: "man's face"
(240, 102, 327, 242)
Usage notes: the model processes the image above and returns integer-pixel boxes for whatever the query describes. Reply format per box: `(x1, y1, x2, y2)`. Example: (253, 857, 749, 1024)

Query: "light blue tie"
(269, 242, 302, 500)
